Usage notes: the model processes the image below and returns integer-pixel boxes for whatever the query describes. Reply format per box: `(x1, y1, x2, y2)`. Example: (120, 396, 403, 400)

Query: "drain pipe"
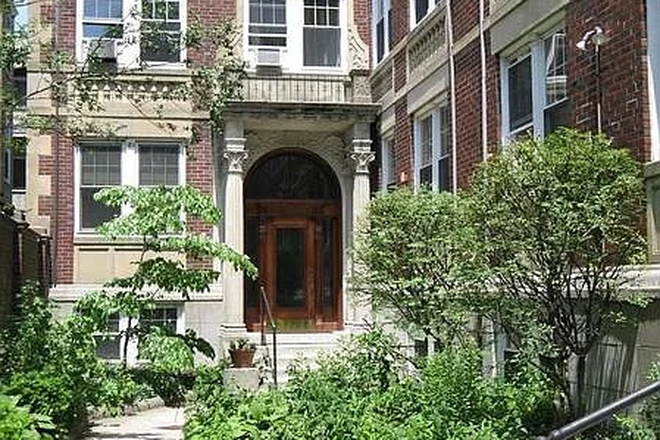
(446, 0, 457, 193)
(479, 0, 488, 161)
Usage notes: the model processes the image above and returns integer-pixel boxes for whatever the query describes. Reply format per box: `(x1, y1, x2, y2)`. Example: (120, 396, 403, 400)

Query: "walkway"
(85, 406, 183, 440)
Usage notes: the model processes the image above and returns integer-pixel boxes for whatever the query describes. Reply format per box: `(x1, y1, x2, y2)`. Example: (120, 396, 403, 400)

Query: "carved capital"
(224, 149, 249, 173)
(350, 151, 375, 174)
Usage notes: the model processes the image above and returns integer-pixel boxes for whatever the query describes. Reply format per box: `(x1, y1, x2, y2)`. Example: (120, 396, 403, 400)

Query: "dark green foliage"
(354, 188, 483, 345)
(129, 367, 196, 407)
(0, 394, 56, 440)
(185, 330, 556, 440)
(469, 129, 645, 415)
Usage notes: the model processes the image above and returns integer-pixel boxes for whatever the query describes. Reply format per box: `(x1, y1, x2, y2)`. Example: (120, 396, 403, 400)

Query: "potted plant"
(228, 338, 257, 368)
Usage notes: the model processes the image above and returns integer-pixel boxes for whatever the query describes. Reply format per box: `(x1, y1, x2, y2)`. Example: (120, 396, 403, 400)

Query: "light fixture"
(576, 26, 609, 51)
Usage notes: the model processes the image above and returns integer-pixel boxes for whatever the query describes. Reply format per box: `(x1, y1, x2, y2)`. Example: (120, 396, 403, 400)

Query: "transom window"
(249, 0, 287, 47)
(414, 105, 452, 192)
(303, 0, 340, 67)
(502, 29, 568, 139)
(77, 140, 184, 232)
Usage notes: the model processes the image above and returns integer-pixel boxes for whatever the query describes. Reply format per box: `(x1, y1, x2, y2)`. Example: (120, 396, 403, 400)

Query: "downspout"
(446, 0, 457, 193)
(479, 0, 488, 161)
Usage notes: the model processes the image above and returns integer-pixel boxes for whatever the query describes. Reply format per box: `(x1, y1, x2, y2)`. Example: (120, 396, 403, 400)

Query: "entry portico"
(218, 101, 378, 340)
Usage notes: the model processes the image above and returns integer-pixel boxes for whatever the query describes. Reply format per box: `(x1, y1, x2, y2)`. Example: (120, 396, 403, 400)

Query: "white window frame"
(95, 304, 184, 365)
(74, 139, 186, 234)
(649, 0, 660, 161)
(75, 0, 188, 68)
(500, 27, 568, 142)
(372, 0, 391, 65)
(243, 0, 347, 74)
(410, 0, 440, 29)
(413, 105, 451, 192)
(380, 136, 396, 190)
(247, 0, 287, 48)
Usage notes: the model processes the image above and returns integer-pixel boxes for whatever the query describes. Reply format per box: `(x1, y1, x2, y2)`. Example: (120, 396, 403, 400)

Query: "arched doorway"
(244, 150, 342, 332)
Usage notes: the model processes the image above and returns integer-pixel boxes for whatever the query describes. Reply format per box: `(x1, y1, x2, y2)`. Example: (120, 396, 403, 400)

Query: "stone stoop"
(247, 332, 345, 385)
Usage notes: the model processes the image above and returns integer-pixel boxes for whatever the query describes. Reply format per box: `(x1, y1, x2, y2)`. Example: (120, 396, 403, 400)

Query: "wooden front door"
(243, 150, 342, 332)
(265, 218, 316, 322)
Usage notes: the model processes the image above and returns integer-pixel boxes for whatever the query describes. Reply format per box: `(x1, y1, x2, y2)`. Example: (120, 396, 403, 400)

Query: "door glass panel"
(321, 218, 334, 310)
(276, 228, 306, 308)
(245, 217, 260, 309)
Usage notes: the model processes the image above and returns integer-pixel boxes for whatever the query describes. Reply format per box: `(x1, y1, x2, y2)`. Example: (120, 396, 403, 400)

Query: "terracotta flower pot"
(229, 348, 256, 368)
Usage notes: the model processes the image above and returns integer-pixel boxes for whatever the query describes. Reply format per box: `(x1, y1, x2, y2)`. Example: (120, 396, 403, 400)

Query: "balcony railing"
(241, 73, 353, 104)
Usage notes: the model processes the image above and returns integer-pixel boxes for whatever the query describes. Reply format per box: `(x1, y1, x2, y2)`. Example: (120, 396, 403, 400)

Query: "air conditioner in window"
(82, 39, 118, 63)
(256, 48, 281, 67)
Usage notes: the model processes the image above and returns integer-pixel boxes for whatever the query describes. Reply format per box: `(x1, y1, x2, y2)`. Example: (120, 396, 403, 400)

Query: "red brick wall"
(567, 0, 650, 162)
(391, 0, 409, 46)
(454, 39, 484, 190)
(394, 99, 412, 186)
(354, 0, 370, 63)
(451, 0, 479, 42)
(186, 125, 214, 269)
(53, 136, 74, 284)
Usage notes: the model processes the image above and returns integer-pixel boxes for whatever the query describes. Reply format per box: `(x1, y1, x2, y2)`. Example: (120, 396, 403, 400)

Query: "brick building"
(18, 0, 378, 364)
(369, 0, 660, 406)
(12, 0, 660, 399)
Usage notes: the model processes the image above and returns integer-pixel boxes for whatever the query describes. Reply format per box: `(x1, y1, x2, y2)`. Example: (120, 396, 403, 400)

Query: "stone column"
(221, 119, 248, 337)
(346, 123, 375, 330)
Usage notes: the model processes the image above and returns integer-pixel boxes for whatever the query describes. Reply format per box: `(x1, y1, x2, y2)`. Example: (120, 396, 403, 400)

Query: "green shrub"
(96, 365, 153, 416)
(185, 330, 559, 440)
(0, 394, 56, 440)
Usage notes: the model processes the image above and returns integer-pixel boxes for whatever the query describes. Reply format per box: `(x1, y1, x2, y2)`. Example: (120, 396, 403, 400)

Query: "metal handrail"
(259, 285, 278, 386)
(537, 380, 660, 439)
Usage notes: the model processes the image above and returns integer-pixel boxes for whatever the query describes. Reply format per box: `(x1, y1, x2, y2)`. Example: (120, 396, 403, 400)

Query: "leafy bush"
(185, 330, 558, 440)
(130, 367, 196, 407)
(96, 365, 153, 416)
(0, 394, 56, 440)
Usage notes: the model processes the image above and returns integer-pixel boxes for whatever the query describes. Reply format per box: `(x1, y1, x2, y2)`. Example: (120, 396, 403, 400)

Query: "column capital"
(350, 150, 375, 174)
(224, 148, 249, 174)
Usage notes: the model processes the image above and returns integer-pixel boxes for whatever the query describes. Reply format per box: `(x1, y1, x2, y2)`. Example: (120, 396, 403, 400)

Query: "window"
(77, 0, 186, 65)
(80, 144, 122, 230)
(12, 151, 26, 192)
(248, 0, 287, 47)
(373, 0, 392, 63)
(411, 0, 440, 26)
(501, 29, 568, 139)
(414, 105, 452, 192)
(95, 313, 121, 360)
(140, 0, 182, 62)
(380, 137, 396, 190)
(82, 0, 123, 39)
(303, 0, 340, 67)
(95, 306, 182, 363)
(77, 140, 184, 232)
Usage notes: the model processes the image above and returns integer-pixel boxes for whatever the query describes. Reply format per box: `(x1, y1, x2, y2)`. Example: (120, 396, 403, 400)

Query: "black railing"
(537, 380, 660, 439)
(259, 286, 278, 386)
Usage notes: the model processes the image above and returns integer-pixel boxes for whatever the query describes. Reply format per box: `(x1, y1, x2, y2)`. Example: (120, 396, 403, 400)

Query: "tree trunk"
(574, 353, 588, 417)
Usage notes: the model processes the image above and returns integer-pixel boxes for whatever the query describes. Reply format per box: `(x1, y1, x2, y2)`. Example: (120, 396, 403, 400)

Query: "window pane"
(438, 157, 450, 192)
(545, 31, 567, 106)
(139, 144, 179, 186)
(376, 19, 385, 61)
(415, 0, 428, 23)
(419, 165, 432, 186)
(544, 99, 569, 136)
(420, 115, 433, 166)
(12, 153, 26, 190)
(81, 145, 121, 186)
(83, 23, 123, 38)
(95, 335, 121, 359)
(142, 307, 178, 333)
(141, 22, 181, 62)
(276, 228, 306, 308)
(304, 28, 340, 67)
(81, 187, 121, 229)
(386, 141, 396, 185)
(508, 56, 532, 131)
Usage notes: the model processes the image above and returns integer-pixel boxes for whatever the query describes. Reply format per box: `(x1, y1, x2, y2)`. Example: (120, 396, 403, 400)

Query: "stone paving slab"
(85, 406, 183, 440)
